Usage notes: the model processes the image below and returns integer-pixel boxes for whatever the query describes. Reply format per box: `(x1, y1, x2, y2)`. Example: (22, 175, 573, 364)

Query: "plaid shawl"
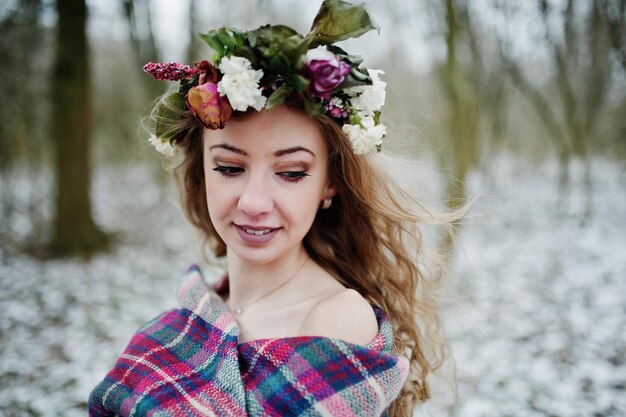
(89, 266, 409, 416)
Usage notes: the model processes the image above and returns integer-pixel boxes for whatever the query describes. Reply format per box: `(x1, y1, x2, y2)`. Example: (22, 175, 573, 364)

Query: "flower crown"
(144, 0, 387, 157)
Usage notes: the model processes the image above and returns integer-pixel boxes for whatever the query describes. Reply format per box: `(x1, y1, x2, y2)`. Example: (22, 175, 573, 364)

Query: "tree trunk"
(49, 0, 109, 256)
(438, 0, 480, 259)
(187, 0, 198, 64)
(442, 0, 477, 210)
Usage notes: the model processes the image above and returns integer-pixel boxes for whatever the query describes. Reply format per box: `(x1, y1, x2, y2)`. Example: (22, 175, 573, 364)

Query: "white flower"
(330, 96, 346, 108)
(148, 133, 176, 157)
(217, 56, 267, 112)
(345, 69, 386, 116)
(341, 115, 387, 155)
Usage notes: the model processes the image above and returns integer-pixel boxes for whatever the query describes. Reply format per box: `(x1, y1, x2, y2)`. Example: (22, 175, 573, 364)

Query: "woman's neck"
(225, 246, 310, 309)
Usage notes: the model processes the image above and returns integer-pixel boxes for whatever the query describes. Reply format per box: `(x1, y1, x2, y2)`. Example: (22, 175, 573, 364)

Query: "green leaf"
(309, 0, 379, 46)
(179, 74, 200, 95)
(291, 39, 315, 69)
(198, 32, 223, 54)
(277, 34, 310, 63)
(373, 110, 382, 125)
(216, 32, 236, 50)
(265, 84, 291, 110)
(350, 66, 371, 82)
(269, 53, 292, 74)
(303, 99, 323, 117)
(233, 45, 259, 65)
(248, 25, 299, 48)
(248, 26, 310, 71)
(155, 93, 185, 140)
(348, 112, 363, 125)
(326, 44, 364, 67)
(284, 73, 310, 93)
(198, 27, 245, 62)
(338, 72, 371, 90)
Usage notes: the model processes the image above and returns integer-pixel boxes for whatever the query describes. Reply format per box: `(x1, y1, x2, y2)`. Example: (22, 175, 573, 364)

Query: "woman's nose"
(237, 172, 274, 216)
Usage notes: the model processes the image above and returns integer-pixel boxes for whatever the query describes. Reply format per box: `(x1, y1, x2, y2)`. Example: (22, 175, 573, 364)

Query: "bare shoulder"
(298, 288, 378, 346)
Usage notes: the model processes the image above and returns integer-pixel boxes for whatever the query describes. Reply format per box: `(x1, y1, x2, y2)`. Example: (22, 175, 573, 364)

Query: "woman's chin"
(225, 238, 307, 267)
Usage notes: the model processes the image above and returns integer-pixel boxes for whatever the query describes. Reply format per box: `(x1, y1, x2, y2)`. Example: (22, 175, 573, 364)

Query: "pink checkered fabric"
(89, 265, 409, 416)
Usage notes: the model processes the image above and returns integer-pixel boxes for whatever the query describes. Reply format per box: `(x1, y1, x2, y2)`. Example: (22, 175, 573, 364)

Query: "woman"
(89, 1, 460, 416)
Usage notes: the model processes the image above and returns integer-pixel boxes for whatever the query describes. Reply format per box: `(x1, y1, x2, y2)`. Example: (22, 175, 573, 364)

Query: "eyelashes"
(212, 165, 310, 183)
(277, 171, 310, 182)
(212, 166, 243, 176)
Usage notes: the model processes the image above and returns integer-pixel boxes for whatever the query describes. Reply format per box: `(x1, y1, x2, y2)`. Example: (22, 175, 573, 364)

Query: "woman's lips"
(234, 224, 280, 244)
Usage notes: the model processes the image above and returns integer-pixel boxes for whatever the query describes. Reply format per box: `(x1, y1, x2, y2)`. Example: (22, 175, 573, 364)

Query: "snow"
(436, 154, 626, 417)
(1, 154, 625, 416)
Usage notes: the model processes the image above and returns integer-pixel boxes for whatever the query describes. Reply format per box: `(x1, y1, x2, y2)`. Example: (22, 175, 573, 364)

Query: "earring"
(321, 198, 332, 209)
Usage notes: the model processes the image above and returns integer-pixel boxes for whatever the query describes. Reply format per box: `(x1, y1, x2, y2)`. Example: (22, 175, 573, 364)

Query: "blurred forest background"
(1, 0, 625, 416)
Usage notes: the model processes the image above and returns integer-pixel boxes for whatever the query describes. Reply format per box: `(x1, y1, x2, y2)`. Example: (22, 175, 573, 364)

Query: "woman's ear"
(322, 182, 337, 200)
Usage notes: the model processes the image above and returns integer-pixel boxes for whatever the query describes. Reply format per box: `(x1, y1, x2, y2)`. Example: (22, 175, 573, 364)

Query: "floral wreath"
(144, 0, 387, 157)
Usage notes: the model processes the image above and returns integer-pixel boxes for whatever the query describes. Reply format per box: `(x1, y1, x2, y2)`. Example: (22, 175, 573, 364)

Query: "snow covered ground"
(441, 155, 626, 417)
(0, 154, 624, 417)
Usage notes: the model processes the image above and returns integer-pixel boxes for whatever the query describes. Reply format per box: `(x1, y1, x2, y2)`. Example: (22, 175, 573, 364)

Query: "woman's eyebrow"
(209, 143, 247, 155)
(273, 146, 315, 157)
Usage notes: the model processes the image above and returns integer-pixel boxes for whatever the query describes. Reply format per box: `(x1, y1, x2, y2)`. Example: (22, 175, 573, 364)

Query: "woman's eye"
(277, 171, 310, 182)
(213, 165, 243, 177)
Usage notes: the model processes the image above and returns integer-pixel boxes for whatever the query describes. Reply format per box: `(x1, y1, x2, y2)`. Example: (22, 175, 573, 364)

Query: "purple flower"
(303, 49, 350, 98)
(143, 62, 199, 81)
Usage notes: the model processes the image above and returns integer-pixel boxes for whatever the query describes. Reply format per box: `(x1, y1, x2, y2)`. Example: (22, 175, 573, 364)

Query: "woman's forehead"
(203, 106, 325, 156)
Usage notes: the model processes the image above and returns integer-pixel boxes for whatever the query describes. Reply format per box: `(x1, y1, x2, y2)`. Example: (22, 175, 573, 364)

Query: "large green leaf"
(248, 25, 299, 48)
(155, 92, 185, 140)
(248, 25, 309, 70)
(309, 0, 379, 46)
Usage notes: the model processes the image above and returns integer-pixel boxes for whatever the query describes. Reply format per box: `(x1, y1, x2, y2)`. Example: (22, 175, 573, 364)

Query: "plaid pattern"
(89, 265, 409, 416)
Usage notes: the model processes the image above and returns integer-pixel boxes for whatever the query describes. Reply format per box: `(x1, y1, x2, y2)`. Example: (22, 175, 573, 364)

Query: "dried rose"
(186, 82, 233, 130)
(303, 48, 350, 98)
(195, 60, 219, 84)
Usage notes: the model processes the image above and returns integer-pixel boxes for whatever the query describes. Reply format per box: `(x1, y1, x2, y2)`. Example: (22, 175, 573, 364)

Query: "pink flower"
(143, 62, 199, 81)
(186, 82, 233, 130)
(324, 97, 350, 123)
(303, 49, 350, 98)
